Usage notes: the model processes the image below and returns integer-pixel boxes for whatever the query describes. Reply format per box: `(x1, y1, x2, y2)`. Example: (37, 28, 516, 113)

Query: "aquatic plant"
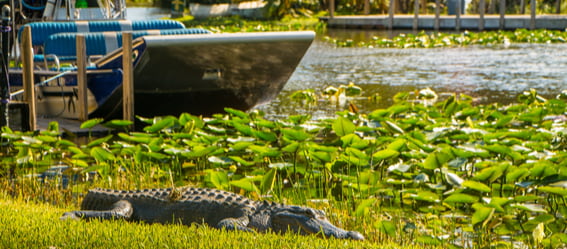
(1, 88, 567, 248)
(327, 29, 567, 48)
(179, 15, 326, 33)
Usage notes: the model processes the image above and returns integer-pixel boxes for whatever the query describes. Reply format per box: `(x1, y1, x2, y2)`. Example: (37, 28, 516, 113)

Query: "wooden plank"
(76, 34, 88, 121)
(21, 26, 36, 131)
(122, 32, 134, 127)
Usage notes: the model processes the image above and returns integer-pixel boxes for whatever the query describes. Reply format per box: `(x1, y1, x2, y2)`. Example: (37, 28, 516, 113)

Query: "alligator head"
(269, 204, 364, 240)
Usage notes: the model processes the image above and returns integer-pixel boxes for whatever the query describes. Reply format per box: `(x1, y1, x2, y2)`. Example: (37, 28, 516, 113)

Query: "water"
(260, 33, 567, 118)
(123, 9, 567, 117)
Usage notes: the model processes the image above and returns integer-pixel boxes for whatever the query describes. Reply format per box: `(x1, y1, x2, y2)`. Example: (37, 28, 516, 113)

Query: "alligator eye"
(305, 209, 316, 217)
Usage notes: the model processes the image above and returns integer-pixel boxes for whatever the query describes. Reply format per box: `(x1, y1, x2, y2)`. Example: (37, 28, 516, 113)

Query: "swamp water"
(261, 30, 567, 118)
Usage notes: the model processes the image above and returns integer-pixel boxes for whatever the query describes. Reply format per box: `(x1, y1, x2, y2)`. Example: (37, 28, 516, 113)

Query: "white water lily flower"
(533, 222, 545, 246)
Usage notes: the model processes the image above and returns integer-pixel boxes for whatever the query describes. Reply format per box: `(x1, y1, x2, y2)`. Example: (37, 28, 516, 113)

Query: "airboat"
(2, 0, 314, 119)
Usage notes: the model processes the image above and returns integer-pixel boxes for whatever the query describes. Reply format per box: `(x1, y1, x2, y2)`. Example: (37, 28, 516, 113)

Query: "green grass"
(0, 197, 434, 248)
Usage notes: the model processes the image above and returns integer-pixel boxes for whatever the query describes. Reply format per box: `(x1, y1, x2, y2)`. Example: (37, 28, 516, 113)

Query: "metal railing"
(328, 0, 555, 31)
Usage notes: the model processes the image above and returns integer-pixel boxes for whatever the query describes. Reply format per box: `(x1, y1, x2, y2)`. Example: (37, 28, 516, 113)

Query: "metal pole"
(0, 5, 10, 128)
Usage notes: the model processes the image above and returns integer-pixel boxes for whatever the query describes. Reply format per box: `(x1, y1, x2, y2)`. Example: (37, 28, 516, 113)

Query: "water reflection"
(259, 34, 567, 118)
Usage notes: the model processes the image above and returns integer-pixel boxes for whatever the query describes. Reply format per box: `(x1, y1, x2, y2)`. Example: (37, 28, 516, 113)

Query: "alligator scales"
(61, 187, 364, 240)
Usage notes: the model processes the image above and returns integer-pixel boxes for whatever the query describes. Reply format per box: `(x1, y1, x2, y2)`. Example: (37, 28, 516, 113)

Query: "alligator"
(61, 187, 364, 240)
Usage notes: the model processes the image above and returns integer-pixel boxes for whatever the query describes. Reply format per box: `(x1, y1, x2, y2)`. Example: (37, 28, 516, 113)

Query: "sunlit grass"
(0, 196, 437, 248)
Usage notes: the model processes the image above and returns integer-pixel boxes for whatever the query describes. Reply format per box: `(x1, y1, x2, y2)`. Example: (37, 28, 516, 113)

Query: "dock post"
(76, 34, 88, 121)
(530, 0, 536, 30)
(499, 0, 505, 29)
(21, 26, 36, 130)
(489, 0, 496, 13)
(455, 0, 461, 31)
(329, 0, 335, 18)
(479, 0, 485, 31)
(388, 0, 394, 30)
(122, 32, 134, 127)
(413, 0, 419, 31)
(434, 0, 440, 32)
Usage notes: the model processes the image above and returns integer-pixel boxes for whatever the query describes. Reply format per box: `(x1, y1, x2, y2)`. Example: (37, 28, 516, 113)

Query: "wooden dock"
(321, 14, 567, 30)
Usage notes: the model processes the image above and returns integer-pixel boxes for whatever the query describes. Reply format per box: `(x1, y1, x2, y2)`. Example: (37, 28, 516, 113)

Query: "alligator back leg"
(61, 200, 134, 221)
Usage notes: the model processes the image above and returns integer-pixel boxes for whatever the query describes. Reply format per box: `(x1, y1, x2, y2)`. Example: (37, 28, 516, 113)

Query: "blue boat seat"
(42, 28, 211, 61)
(19, 19, 186, 46)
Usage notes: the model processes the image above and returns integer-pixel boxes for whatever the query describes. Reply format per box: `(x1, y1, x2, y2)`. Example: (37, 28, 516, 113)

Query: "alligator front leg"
(217, 217, 253, 232)
(61, 200, 134, 221)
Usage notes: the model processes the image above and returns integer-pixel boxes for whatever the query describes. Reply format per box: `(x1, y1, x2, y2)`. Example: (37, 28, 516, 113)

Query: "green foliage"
(327, 29, 567, 48)
(1, 88, 567, 247)
(180, 15, 326, 33)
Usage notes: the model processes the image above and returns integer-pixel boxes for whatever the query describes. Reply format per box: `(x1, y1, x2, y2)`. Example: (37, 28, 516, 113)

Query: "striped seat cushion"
(42, 28, 211, 58)
(19, 19, 186, 46)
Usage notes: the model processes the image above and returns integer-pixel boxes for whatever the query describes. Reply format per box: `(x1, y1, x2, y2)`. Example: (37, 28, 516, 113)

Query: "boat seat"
(42, 28, 211, 60)
(36, 28, 211, 69)
(19, 19, 186, 47)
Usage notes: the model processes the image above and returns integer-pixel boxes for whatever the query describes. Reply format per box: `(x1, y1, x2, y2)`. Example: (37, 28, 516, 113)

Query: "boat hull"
(95, 31, 315, 118)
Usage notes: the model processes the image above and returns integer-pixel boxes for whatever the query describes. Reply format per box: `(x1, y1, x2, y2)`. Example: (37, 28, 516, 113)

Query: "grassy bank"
(1, 88, 567, 248)
(0, 197, 426, 248)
